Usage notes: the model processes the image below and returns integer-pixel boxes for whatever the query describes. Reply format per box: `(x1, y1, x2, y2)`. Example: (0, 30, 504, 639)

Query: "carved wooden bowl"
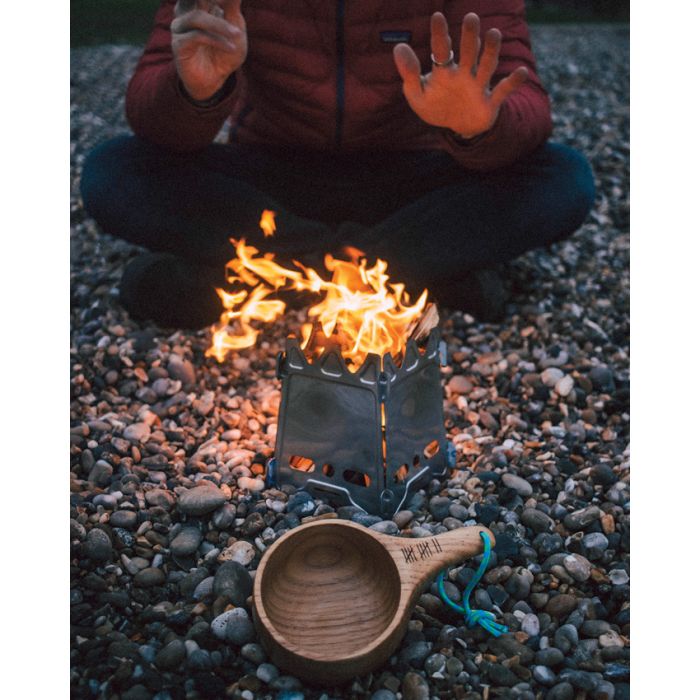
(253, 519, 493, 684)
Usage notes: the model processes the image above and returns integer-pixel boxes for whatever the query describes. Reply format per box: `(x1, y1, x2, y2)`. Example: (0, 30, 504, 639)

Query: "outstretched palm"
(393, 12, 528, 139)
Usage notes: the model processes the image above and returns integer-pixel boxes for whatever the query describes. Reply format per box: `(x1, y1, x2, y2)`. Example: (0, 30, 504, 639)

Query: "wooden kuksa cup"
(252, 518, 494, 684)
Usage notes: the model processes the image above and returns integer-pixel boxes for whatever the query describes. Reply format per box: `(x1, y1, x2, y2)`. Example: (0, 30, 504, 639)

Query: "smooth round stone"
(88, 460, 113, 487)
(554, 624, 579, 652)
(370, 691, 397, 700)
(447, 375, 473, 395)
(237, 476, 266, 493)
(402, 671, 429, 700)
(533, 665, 557, 686)
(424, 653, 446, 676)
(400, 641, 432, 668)
(225, 608, 255, 645)
(501, 473, 533, 497)
(521, 613, 540, 637)
(123, 422, 151, 443)
(84, 528, 113, 562)
(580, 620, 611, 637)
(178, 484, 226, 515)
(445, 656, 463, 676)
(211, 610, 238, 641)
(93, 494, 117, 509)
(171, 527, 203, 557)
(555, 375, 575, 397)
(535, 647, 564, 667)
(213, 561, 253, 605)
(393, 510, 414, 529)
(428, 496, 451, 520)
(546, 595, 578, 619)
(370, 520, 400, 535)
(448, 503, 469, 521)
(145, 489, 175, 510)
(212, 503, 236, 529)
(563, 506, 601, 531)
(155, 639, 186, 670)
(541, 368, 564, 387)
(167, 355, 196, 388)
(193, 576, 214, 600)
(546, 682, 574, 700)
(70, 519, 86, 541)
(256, 663, 279, 684)
(591, 464, 617, 486)
(241, 643, 266, 664)
(594, 680, 616, 699)
(521, 508, 553, 533)
(134, 567, 165, 587)
(581, 532, 609, 559)
(563, 554, 591, 582)
(110, 510, 138, 530)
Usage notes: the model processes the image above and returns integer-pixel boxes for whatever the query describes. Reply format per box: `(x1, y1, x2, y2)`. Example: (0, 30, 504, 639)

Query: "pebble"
(564, 506, 601, 531)
(170, 527, 202, 557)
(256, 663, 279, 684)
(401, 672, 429, 700)
(145, 489, 175, 510)
(428, 496, 451, 520)
(219, 540, 256, 566)
(178, 484, 227, 515)
(237, 476, 266, 493)
(225, 608, 255, 645)
(555, 374, 575, 397)
(110, 510, 137, 529)
(447, 375, 473, 394)
(533, 665, 557, 686)
(83, 528, 112, 562)
(563, 553, 592, 582)
(392, 510, 414, 529)
(88, 460, 113, 487)
(535, 648, 564, 667)
(521, 613, 541, 636)
(155, 640, 186, 670)
(123, 422, 150, 443)
(213, 561, 253, 605)
(547, 594, 578, 619)
(609, 569, 630, 585)
(167, 355, 196, 388)
(546, 682, 574, 700)
(134, 567, 165, 587)
(370, 520, 400, 535)
(521, 508, 554, 533)
(541, 367, 564, 387)
(502, 473, 533, 497)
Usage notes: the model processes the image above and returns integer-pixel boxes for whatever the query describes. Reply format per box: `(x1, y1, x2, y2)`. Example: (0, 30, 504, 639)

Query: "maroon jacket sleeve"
(125, 0, 236, 151)
(439, 0, 552, 171)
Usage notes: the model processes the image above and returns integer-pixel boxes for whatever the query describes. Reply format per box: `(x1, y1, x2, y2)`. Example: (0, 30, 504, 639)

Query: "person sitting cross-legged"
(80, 0, 595, 327)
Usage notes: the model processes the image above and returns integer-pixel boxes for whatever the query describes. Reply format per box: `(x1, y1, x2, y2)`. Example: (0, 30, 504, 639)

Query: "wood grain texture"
(252, 519, 493, 684)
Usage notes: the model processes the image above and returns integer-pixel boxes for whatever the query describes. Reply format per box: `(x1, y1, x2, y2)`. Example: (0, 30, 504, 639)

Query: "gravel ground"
(70, 25, 630, 700)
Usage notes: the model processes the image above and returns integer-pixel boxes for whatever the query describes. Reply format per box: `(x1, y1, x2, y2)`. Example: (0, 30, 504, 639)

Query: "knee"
(546, 144, 597, 231)
(80, 135, 138, 224)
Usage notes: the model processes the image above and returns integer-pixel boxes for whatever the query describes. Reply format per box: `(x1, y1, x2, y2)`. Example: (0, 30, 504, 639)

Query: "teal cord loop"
(436, 531, 509, 637)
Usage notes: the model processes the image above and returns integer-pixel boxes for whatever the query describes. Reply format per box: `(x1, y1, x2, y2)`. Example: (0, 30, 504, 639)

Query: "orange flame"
(207, 236, 429, 368)
(259, 209, 276, 237)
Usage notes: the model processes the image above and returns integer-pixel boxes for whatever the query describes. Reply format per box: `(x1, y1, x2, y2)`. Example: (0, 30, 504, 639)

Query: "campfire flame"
(207, 217, 429, 368)
(259, 209, 276, 238)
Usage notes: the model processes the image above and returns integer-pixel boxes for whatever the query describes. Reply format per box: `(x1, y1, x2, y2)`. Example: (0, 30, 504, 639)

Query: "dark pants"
(80, 135, 595, 300)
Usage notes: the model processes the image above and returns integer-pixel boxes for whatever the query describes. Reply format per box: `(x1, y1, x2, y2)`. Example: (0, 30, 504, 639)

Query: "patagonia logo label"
(380, 30, 412, 43)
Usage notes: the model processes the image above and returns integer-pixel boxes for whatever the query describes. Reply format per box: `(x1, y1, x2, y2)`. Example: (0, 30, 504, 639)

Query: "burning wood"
(207, 214, 431, 369)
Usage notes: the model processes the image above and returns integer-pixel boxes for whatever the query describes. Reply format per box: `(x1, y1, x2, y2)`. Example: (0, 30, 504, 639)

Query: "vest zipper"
(335, 0, 345, 149)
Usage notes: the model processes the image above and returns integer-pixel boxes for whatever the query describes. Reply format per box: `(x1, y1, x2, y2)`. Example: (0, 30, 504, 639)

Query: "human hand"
(171, 0, 247, 102)
(393, 12, 528, 139)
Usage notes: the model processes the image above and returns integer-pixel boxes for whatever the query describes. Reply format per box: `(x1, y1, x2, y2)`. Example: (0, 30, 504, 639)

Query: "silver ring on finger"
(431, 50, 455, 68)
